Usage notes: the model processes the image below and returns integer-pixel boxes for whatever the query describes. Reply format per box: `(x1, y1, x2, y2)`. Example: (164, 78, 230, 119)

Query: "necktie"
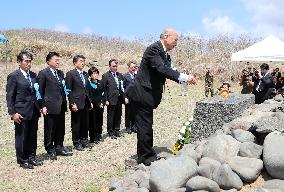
(80, 72, 85, 86)
(54, 70, 60, 81)
(256, 79, 262, 92)
(165, 52, 171, 67)
(130, 72, 135, 80)
(26, 73, 32, 88)
(112, 72, 119, 87)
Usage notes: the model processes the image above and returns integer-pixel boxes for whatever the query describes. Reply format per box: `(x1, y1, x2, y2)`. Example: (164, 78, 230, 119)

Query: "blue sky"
(1, 0, 284, 39)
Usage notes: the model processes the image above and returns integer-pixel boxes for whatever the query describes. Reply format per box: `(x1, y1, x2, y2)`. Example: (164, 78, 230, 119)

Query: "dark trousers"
(44, 109, 65, 154)
(125, 103, 135, 130)
(71, 105, 89, 146)
(107, 104, 122, 135)
(134, 103, 156, 164)
(15, 115, 39, 164)
(89, 105, 104, 141)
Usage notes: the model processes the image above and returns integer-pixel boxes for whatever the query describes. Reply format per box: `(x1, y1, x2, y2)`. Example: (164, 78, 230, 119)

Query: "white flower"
(180, 126, 186, 134)
(184, 121, 190, 126)
(178, 135, 184, 140)
(187, 126, 191, 132)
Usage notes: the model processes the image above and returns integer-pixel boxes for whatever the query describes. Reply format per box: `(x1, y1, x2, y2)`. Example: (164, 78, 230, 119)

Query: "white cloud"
(202, 15, 245, 35)
(241, 0, 284, 38)
(82, 26, 93, 35)
(53, 24, 70, 32)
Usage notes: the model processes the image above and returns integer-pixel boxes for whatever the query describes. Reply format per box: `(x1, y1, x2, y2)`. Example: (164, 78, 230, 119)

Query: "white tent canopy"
(231, 35, 284, 61)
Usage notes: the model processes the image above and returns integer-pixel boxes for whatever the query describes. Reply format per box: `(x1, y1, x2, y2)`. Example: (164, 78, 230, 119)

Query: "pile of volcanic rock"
(109, 96, 284, 192)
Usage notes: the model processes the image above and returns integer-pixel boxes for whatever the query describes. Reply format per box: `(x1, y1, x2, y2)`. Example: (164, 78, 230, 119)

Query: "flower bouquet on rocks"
(171, 120, 192, 155)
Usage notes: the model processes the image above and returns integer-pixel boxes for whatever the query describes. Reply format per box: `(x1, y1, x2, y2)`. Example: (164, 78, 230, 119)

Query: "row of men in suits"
(6, 51, 137, 169)
(102, 59, 138, 139)
(7, 28, 197, 168)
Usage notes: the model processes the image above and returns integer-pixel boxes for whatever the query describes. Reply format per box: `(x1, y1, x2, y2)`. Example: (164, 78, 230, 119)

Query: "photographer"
(239, 69, 253, 94)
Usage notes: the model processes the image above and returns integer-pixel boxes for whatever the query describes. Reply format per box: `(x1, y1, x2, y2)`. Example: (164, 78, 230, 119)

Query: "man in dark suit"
(37, 52, 72, 160)
(253, 63, 273, 104)
(126, 28, 196, 166)
(124, 61, 138, 134)
(6, 51, 42, 169)
(66, 55, 92, 151)
(101, 59, 126, 139)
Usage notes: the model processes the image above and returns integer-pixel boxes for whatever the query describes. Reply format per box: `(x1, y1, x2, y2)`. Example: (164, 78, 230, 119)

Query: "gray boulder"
(198, 157, 221, 180)
(195, 140, 207, 160)
(263, 132, 284, 179)
(212, 164, 243, 190)
(149, 156, 198, 192)
(131, 170, 150, 189)
(122, 177, 139, 190)
(221, 189, 238, 192)
(185, 176, 220, 192)
(198, 164, 220, 180)
(252, 114, 284, 134)
(239, 142, 263, 159)
(274, 94, 284, 102)
(178, 144, 199, 163)
(199, 157, 221, 167)
(222, 111, 272, 131)
(231, 129, 256, 143)
(138, 188, 150, 192)
(227, 156, 263, 182)
(262, 179, 284, 191)
(202, 134, 240, 163)
(255, 189, 282, 192)
(171, 188, 186, 192)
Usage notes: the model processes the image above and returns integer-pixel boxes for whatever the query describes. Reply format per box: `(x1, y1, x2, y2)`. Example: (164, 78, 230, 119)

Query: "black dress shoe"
(156, 156, 162, 160)
(115, 131, 122, 137)
(56, 149, 73, 156)
(143, 161, 151, 166)
(125, 128, 132, 134)
(48, 153, 57, 160)
(20, 162, 34, 169)
(28, 158, 43, 166)
(91, 139, 99, 144)
(74, 144, 85, 151)
(131, 126, 137, 133)
(110, 135, 117, 139)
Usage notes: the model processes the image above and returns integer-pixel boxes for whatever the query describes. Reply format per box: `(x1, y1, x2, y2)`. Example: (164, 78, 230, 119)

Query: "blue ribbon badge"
(62, 80, 71, 95)
(33, 83, 42, 100)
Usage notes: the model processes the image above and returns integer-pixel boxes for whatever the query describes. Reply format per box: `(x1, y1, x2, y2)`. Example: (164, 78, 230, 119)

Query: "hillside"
(0, 28, 259, 80)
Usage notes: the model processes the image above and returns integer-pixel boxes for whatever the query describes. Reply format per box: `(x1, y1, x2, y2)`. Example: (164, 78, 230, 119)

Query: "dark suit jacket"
(124, 72, 135, 88)
(37, 67, 67, 114)
(126, 41, 180, 109)
(65, 69, 92, 110)
(253, 73, 273, 102)
(101, 71, 125, 105)
(6, 69, 40, 120)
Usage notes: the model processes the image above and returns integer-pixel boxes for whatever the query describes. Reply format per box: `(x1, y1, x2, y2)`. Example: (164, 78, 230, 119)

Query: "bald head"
(160, 28, 178, 51)
(160, 28, 177, 38)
